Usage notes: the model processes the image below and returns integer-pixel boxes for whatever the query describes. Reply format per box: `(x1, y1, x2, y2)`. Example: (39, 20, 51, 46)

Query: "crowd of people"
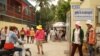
(49, 28, 66, 42)
(0, 20, 96, 56)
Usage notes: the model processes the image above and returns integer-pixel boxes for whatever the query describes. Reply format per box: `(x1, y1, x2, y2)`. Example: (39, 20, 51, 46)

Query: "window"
(24, 7, 31, 15)
(0, 2, 5, 12)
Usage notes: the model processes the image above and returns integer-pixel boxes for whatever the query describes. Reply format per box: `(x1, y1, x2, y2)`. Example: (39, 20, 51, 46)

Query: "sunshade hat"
(86, 20, 92, 25)
(36, 25, 42, 30)
(75, 21, 81, 26)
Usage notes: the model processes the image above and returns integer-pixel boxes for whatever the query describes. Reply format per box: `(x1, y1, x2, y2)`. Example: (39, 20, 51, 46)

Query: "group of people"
(20, 27, 35, 44)
(0, 25, 46, 55)
(71, 20, 96, 56)
(0, 20, 96, 56)
(50, 28, 66, 41)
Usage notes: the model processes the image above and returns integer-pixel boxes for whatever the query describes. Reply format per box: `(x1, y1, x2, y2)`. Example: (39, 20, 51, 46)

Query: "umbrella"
(53, 22, 66, 27)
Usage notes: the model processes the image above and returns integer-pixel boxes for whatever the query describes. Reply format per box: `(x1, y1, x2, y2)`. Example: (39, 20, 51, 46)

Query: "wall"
(70, 0, 100, 40)
(0, 21, 28, 30)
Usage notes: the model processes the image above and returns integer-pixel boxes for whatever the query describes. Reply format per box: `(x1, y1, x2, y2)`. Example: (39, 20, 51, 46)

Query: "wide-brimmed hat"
(86, 20, 92, 25)
(36, 25, 42, 30)
(75, 21, 81, 26)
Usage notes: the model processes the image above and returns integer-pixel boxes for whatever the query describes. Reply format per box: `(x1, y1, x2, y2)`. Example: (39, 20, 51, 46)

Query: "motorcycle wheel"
(25, 49, 31, 56)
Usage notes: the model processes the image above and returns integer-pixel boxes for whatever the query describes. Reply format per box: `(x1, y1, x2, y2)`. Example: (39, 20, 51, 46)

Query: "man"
(86, 20, 96, 56)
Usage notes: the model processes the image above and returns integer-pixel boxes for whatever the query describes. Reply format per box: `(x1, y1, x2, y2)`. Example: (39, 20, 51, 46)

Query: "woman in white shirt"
(0, 26, 8, 49)
(71, 21, 84, 56)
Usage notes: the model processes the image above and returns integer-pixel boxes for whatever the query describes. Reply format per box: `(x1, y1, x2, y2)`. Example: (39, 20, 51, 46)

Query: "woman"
(86, 20, 96, 56)
(26, 27, 30, 43)
(35, 25, 45, 55)
(30, 27, 35, 43)
(0, 26, 8, 49)
(50, 28, 56, 41)
(4, 26, 23, 56)
(20, 28, 25, 40)
(71, 21, 84, 56)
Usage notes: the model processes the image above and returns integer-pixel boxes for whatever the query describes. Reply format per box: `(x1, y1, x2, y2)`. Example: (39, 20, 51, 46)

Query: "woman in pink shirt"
(26, 28, 30, 43)
(35, 25, 45, 55)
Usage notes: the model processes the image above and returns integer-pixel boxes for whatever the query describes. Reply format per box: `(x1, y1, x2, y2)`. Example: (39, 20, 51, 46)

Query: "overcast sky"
(27, 0, 59, 6)
(27, 0, 68, 10)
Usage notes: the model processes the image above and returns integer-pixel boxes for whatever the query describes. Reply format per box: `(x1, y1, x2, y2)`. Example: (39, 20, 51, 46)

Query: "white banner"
(74, 8, 93, 20)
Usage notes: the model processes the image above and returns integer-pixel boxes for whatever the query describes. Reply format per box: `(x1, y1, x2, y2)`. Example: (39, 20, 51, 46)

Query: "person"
(61, 29, 66, 41)
(26, 27, 30, 43)
(50, 28, 56, 41)
(58, 30, 63, 41)
(71, 21, 84, 56)
(35, 25, 45, 55)
(30, 27, 35, 43)
(15, 27, 20, 39)
(4, 26, 23, 56)
(20, 28, 25, 40)
(44, 28, 49, 42)
(0, 26, 8, 49)
(86, 20, 96, 56)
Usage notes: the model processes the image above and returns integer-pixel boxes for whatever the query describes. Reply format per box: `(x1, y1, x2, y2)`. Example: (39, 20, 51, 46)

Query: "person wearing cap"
(35, 25, 45, 55)
(86, 20, 96, 56)
(71, 21, 84, 56)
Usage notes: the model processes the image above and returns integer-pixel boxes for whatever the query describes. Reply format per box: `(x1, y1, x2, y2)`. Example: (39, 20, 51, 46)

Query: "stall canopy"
(53, 22, 66, 27)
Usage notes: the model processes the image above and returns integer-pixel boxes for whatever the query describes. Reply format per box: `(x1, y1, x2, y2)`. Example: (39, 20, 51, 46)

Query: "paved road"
(25, 41, 69, 56)
(15, 41, 100, 56)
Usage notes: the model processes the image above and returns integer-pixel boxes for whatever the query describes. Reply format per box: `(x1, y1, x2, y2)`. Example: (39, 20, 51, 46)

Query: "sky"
(27, 0, 68, 10)
(27, 0, 59, 7)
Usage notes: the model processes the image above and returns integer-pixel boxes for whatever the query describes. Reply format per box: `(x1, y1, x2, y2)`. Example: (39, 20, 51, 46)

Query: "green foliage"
(34, 0, 51, 26)
(34, 0, 70, 27)
(56, 1, 70, 22)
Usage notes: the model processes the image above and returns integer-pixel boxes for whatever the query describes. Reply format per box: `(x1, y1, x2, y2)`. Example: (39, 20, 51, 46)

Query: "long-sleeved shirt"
(6, 31, 21, 45)
(35, 29, 45, 41)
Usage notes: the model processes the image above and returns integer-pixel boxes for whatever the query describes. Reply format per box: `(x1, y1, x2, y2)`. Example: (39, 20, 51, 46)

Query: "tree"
(34, 0, 55, 28)
(56, 0, 70, 22)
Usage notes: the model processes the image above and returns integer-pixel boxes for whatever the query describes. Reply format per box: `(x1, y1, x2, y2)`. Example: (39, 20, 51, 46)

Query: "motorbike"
(0, 40, 31, 56)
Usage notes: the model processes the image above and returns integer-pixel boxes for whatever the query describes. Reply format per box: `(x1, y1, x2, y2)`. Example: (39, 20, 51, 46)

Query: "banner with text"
(74, 8, 93, 20)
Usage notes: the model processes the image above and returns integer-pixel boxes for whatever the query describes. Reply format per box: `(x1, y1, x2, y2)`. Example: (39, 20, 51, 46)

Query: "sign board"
(74, 8, 93, 20)
(71, 4, 80, 9)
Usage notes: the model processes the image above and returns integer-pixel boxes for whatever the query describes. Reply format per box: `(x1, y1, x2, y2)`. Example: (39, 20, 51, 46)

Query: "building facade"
(69, 0, 100, 40)
(0, 0, 35, 29)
